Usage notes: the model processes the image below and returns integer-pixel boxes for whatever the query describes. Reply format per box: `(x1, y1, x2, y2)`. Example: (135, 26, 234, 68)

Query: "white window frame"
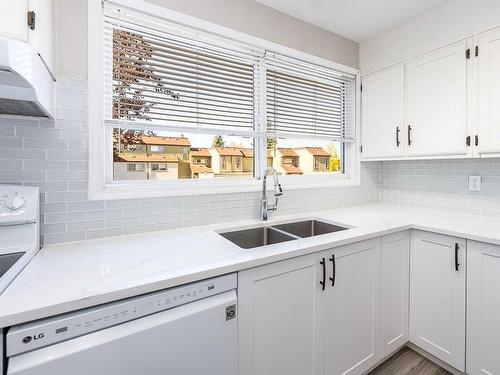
(88, 0, 361, 200)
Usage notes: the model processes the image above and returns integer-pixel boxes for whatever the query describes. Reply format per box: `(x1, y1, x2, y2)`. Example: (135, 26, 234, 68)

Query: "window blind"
(103, 4, 262, 134)
(266, 53, 355, 141)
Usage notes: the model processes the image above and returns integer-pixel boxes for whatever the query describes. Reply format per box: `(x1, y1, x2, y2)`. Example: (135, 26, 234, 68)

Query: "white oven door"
(7, 291, 237, 375)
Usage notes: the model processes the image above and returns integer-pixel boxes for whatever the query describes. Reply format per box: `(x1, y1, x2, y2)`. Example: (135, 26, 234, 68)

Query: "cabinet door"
(324, 238, 381, 375)
(361, 65, 405, 159)
(406, 41, 468, 157)
(476, 27, 500, 156)
(380, 232, 409, 359)
(0, 0, 28, 41)
(467, 240, 500, 375)
(409, 230, 466, 371)
(238, 252, 326, 375)
(28, 0, 55, 74)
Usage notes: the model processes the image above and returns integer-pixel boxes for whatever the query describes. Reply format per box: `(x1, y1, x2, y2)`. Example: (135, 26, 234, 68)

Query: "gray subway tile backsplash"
(0, 79, 379, 245)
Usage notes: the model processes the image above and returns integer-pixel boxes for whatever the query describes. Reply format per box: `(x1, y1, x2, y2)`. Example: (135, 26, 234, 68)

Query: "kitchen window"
(88, 0, 359, 199)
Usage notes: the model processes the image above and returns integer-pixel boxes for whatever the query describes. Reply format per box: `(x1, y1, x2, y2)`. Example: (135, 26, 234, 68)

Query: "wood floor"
(369, 347, 452, 375)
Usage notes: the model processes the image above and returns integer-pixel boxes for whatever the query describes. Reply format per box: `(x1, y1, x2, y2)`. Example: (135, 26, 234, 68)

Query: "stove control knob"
(6, 194, 26, 211)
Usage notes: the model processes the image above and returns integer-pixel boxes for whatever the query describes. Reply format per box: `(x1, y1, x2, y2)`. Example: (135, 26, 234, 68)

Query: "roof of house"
(141, 136, 191, 147)
(191, 165, 214, 174)
(114, 153, 179, 163)
(241, 148, 253, 158)
(299, 147, 331, 156)
(113, 133, 191, 147)
(278, 148, 299, 157)
(216, 148, 272, 158)
(190, 148, 211, 157)
(281, 164, 303, 175)
(215, 147, 244, 156)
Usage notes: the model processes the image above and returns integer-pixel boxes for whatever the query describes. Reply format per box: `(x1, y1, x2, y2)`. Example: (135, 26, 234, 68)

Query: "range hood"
(0, 39, 55, 118)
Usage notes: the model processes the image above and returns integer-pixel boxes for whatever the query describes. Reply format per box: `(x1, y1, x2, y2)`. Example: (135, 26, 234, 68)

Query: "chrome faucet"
(261, 167, 283, 221)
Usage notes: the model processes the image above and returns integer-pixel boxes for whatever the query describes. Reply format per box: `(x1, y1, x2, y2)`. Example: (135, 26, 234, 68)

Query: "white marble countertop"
(2, 203, 500, 328)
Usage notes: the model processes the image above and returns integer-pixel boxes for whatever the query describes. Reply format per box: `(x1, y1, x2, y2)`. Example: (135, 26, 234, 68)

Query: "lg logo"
(22, 333, 44, 344)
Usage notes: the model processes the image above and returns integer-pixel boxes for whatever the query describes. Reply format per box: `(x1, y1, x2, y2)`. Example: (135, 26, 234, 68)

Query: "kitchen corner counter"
(2, 203, 500, 328)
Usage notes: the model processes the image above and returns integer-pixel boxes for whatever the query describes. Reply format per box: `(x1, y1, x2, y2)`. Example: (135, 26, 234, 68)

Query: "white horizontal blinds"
(266, 53, 355, 142)
(103, 4, 261, 134)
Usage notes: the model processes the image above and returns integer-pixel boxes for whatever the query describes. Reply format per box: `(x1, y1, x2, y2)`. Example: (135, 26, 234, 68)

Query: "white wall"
(55, 0, 88, 79)
(360, 0, 500, 73)
(56, 0, 358, 80)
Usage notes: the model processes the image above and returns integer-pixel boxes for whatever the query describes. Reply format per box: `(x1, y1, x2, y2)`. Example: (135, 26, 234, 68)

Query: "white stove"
(0, 185, 40, 295)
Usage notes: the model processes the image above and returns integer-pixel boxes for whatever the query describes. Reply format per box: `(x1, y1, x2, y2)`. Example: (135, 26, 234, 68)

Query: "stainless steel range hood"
(0, 39, 55, 118)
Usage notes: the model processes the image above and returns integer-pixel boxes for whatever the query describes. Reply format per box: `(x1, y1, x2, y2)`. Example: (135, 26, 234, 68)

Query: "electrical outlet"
(469, 176, 481, 191)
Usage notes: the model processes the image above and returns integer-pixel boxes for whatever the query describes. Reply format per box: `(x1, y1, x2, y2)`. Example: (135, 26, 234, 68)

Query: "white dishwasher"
(4, 273, 237, 375)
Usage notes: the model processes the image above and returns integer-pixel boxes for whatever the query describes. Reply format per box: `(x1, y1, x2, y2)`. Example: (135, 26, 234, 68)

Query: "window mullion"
(254, 57, 267, 179)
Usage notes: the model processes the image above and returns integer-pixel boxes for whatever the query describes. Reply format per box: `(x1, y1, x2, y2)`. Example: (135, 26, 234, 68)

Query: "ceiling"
(254, 0, 454, 42)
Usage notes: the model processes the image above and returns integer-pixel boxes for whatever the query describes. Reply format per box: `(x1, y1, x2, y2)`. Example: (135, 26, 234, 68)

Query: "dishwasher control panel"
(7, 273, 237, 356)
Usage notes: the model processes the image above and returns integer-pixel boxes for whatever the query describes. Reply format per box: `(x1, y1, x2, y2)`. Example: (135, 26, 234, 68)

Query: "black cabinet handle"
(396, 126, 401, 147)
(455, 243, 460, 271)
(475, 135, 479, 146)
(408, 125, 412, 146)
(329, 254, 336, 287)
(320, 258, 326, 291)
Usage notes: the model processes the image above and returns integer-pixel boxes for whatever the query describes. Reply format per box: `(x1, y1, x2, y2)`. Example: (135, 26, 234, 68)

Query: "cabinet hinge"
(27, 11, 35, 31)
(466, 136, 471, 147)
(475, 45, 479, 57)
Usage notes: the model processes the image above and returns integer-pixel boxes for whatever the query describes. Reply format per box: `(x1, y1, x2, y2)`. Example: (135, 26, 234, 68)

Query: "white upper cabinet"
(0, 0, 55, 74)
(409, 230, 466, 372)
(361, 65, 405, 159)
(405, 41, 468, 158)
(476, 27, 500, 157)
(467, 240, 500, 375)
(324, 238, 381, 375)
(28, 0, 55, 74)
(0, 0, 28, 41)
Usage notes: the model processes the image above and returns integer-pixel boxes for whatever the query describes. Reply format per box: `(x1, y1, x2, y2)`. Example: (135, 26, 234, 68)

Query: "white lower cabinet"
(467, 240, 500, 375)
(238, 230, 483, 375)
(238, 238, 381, 375)
(238, 251, 326, 375)
(324, 238, 381, 375)
(409, 230, 466, 371)
(380, 231, 409, 358)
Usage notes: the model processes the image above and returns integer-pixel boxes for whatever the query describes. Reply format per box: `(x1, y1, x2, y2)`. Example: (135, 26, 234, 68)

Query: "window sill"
(88, 174, 360, 201)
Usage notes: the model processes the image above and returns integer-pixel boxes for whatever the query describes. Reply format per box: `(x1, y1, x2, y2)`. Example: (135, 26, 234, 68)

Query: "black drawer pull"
(320, 258, 326, 291)
(329, 254, 336, 287)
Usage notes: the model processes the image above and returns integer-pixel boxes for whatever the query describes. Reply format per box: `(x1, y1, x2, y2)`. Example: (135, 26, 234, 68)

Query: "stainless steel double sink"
(218, 219, 349, 249)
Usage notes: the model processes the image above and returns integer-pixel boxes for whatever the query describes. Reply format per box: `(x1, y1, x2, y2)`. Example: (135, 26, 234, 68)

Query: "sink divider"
(268, 226, 302, 239)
